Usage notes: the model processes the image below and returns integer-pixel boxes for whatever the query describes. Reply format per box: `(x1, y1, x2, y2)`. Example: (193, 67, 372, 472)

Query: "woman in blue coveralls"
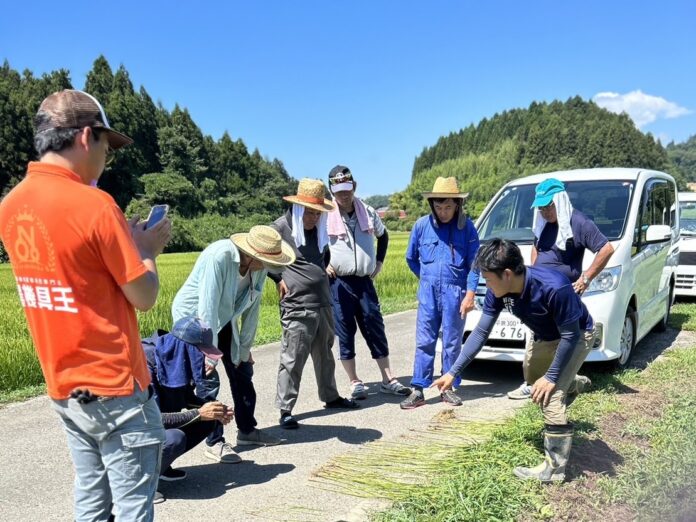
(401, 177, 480, 409)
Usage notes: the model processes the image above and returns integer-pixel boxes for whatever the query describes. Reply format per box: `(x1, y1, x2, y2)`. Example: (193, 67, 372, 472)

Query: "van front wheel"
(615, 307, 636, 369)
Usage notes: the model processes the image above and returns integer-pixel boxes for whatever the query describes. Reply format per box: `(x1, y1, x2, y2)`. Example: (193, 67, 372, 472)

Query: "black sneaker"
(159, 467, 187, 482)
(324, 397, 360, 409)
(440, 389, 463, 406)
(400, 389, 426, 410)
(279, 411, 299, 429)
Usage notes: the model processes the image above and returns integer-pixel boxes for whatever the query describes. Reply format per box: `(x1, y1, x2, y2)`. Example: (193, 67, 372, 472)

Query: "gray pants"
(523, 329, 595, 425)
(276, 305, 341, 412)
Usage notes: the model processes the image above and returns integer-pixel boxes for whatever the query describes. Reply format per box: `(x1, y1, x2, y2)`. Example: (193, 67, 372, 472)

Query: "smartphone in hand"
(144, 204, 169, 230)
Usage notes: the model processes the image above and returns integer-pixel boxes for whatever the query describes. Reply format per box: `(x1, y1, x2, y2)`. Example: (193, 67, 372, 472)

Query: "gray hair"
(33, 111, 81, 157)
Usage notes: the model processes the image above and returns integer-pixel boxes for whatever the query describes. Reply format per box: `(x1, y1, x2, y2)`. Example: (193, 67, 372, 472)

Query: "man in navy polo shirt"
(508, 177, 614, 400)
(432, 239, 596, 482)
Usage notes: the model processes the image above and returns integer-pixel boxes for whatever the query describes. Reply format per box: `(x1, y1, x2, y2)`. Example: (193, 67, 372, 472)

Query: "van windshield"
(477, 180, 635, 243)
(679, 200, 696, 236)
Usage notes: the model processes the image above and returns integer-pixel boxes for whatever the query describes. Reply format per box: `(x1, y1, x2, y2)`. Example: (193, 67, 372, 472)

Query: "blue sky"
(2, 1, 695, 196)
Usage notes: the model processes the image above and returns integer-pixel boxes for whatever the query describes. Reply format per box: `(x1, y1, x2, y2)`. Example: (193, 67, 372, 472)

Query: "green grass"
(669, 299, 696, 331)
(592, 348, 696, 520)
(311, 343, 696, 521)
(0, 232, 417, 398)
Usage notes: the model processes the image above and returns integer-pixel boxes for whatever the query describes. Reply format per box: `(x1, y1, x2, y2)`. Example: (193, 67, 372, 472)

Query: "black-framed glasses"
(539, 201, 555, 211)
(91, 127, 115, 166)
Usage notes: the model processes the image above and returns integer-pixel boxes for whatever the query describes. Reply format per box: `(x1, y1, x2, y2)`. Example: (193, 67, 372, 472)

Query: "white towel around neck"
(291, 204, 329, 252)
(532, 191, 574, 251)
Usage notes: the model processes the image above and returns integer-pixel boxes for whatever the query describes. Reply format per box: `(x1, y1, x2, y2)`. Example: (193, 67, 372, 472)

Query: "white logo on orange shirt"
(15, 277, 78, 314)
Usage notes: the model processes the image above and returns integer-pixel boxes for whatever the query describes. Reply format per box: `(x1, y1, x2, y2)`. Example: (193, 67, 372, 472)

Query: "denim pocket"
(121, 431, 163, 479)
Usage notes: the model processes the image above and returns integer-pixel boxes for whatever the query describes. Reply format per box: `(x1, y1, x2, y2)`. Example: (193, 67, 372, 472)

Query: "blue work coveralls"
(406, 213, 480, 388)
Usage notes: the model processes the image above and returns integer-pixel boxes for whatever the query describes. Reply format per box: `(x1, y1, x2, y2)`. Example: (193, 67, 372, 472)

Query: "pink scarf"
(327, 197, 374, 238)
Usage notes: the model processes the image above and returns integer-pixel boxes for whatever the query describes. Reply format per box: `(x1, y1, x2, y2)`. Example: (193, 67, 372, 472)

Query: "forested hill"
(391, 97, 685, 225)
(0, 56, 296, 252)
(667, 134, 696, 182)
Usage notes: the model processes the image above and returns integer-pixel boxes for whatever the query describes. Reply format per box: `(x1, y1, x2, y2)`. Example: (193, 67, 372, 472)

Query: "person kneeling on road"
(432, 239, 595, 482)
(143, 317, 235, 503)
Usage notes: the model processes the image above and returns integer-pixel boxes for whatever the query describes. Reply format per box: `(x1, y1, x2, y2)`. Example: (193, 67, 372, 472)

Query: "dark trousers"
(198, 320, 258, 445)
(161, 420, 218, 471)
(329, 275, 390, 360)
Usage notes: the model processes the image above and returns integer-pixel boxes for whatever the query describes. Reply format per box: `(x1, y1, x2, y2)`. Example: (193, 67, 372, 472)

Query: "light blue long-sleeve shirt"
(171, 239, 266, 366)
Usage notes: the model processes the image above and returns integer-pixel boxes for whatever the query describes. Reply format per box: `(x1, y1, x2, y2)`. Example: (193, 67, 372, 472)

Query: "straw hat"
(283, 178, 335, 212)
(422, 177, 469, 200)
(231, 225, 296, 267)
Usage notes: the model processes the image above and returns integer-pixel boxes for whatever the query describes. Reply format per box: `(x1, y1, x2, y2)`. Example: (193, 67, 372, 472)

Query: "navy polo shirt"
(482, 266, 593, 341)
(534, 209, 608, 281)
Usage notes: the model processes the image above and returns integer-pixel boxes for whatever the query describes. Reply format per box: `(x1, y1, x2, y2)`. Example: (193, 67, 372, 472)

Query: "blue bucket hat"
(531, 178, 566, 208)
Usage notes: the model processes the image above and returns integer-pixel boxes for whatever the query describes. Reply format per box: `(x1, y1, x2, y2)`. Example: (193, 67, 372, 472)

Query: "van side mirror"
(645, 224, 672, 243)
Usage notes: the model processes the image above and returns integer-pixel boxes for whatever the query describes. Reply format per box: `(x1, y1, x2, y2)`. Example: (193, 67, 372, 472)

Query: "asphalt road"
(0, 309, 680, 522)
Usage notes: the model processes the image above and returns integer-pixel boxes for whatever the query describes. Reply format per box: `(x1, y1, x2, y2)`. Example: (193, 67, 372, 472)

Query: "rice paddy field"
(0, 232, 418, 396)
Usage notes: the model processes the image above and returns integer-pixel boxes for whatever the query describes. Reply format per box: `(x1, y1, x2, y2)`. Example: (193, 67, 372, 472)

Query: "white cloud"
(592, 90, 691, 128)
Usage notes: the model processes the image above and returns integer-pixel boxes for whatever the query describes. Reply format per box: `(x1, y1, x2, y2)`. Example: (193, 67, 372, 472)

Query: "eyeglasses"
(90, 128, 115, 166)
(539, 201, 555, 211)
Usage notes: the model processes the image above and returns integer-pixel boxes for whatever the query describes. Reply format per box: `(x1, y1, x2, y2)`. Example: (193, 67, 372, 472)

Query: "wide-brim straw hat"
(231, 225, 296, 267)
(283, 178, 335, 212)
(422, 176, 469, 200)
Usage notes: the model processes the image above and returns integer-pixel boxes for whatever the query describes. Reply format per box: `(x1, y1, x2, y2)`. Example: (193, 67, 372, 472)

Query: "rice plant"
(0, 232, 418, 395)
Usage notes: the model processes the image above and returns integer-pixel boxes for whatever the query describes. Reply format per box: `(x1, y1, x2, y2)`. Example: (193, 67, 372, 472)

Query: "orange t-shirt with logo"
(0, 162, 151, 399)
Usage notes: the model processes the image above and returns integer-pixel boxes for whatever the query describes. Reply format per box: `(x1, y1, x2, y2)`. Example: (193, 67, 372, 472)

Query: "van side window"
(634, 180, 673, 253)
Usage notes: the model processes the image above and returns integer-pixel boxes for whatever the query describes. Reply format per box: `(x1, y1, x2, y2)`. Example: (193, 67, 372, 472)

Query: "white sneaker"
(204, 441, 242, 463)
(507, 382, 532, 400)
(380, 381, 411, 396)
(350, 381, 368, 400)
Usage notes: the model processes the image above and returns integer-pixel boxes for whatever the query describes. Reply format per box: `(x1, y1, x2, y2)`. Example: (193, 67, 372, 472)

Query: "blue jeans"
(51, 386, 165, 522)
(329, 275, 390, 360)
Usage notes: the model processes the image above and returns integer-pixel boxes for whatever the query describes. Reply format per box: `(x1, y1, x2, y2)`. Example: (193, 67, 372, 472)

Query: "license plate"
(491, 317, 525, 340)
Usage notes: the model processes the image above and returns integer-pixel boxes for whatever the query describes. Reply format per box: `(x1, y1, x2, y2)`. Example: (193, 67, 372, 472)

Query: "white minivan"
(463, 168, 679, 368)
(675, 191, 696, 297)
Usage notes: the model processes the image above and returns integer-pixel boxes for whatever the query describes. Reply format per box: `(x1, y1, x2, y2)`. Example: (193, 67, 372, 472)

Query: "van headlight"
(586, 266, 621, 294)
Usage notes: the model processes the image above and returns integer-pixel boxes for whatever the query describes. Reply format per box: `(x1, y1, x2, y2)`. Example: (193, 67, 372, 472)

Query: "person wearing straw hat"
(326, 165, 411, 402)
(506, 177, 614, 400)
(0, 89, 171, 520)
(269, 179, 360, 429)
(401, 176, 480, 410)
(172, 225, 295, 456)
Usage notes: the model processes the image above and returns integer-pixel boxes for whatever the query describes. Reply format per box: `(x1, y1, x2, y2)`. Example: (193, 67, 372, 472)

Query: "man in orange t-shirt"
(0, 90, 171, 521)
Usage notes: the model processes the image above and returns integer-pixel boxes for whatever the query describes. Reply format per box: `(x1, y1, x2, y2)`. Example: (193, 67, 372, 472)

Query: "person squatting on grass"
(0, 90, 172, 521)
(326, 165, 411, 400)
(269, 179, 361, 430)
(401, 177, 480, 410)
(142, 317, 234, 504)
(171, 225, 296, 461)
(432, 239, 595, 482)
(507, 177, 614, 400)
